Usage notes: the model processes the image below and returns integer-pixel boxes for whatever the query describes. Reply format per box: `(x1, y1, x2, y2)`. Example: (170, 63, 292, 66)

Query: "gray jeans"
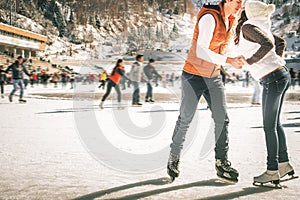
(260, 67, 290, 170)
(132, 81, 140, 104)
(170, 71, 229, 160)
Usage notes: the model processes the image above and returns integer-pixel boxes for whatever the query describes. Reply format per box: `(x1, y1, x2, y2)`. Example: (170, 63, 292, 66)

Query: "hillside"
(0, 0, 299, 61)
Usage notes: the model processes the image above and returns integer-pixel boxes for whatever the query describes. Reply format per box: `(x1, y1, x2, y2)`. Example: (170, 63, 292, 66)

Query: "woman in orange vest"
(99, 59, 130, 109)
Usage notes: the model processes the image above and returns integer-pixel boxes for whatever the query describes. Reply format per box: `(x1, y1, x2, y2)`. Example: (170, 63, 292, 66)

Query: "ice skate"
(117, 103, 125, 110)
(99, 101, 104, 109)
(9, 94, 13, 102)
(1, 94, 4, 98)
(132, 102, 142, 107)
(167, 153, 180, 182)
(145, 98, 155, 103)
(279, 162, 298, 182)
(215, 159, 239, 183)
(253, 170, 281, 188)
(19, 99, 27, 103)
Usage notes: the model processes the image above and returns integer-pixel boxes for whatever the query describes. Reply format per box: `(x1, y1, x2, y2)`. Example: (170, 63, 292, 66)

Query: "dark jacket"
(143, 64, 161, 81)
(5, 61, 30, 79)
(0, 69, 7, 83)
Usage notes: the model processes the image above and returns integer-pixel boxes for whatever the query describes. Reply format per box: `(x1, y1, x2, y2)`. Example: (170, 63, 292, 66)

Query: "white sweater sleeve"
(196, 14, 227, 66)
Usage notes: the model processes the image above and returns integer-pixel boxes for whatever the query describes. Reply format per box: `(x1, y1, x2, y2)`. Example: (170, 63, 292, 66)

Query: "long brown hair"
(234, 10, 248, 45)
(111, 59, 123, 76)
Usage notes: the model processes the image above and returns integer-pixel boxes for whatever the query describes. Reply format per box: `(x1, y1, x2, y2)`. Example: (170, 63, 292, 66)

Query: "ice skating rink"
(0, 84, 299, 200)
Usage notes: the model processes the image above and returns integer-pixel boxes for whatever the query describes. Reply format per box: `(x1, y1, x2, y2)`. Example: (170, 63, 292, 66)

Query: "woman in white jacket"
(235, 1, 296, 186)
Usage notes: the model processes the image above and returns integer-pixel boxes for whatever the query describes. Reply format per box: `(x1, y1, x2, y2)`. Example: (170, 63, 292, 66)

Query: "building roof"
(0, 23, 47, 42)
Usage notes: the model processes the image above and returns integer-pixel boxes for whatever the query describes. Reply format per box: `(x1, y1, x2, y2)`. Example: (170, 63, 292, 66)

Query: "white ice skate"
(253, 170, 281, 188)
(279, 162, 298, 182)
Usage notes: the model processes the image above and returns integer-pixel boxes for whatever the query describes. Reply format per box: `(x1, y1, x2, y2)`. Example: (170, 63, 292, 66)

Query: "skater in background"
(40, 70, 50, 88)
(30, 72, 37, 88)
(251, 78, 261, 106)
(0, 65, 7, 98)
(143, 59, 161, 103)
(167, 0, 243, 182)
(61, 71, 68, 89)
(220, 67, 230, 85)
(52, 72, 59, 88)
(129, 54, 143, 106)
(297, 69, 300, 86)
(289, 68, 296, 90)
(23, 73, 30, 89)
(242, 70, 250, 87)
(161, 71, 167, 88)
(98, 70, 107, 89)
(99, 59, 131, 109)
(5, 56, 31, 103)
(70, 72, 76, 89)
(235, 1, 295, 185)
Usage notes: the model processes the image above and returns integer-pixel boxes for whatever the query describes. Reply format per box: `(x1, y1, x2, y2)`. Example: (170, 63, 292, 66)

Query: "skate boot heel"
(167, 153, 180, 182)
(272, 180, 280, 185)
(288, 170, 295, 176)
(167, 167, 179, 177)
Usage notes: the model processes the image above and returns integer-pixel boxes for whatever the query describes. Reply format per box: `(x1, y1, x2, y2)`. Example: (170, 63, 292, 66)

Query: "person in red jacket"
(99, 59, 130, 109)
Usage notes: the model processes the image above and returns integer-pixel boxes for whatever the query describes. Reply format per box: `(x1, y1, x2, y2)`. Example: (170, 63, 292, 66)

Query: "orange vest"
(109, 66, 124, 84)
(183, 3, 236, 78)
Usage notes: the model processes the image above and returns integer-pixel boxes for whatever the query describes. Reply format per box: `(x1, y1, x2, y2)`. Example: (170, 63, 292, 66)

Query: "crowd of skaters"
(0, 55, 181, 104)
(0, 55, 299, 105)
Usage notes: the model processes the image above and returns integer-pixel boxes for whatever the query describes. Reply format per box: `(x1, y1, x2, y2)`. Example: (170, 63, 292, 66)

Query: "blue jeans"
(260, 67, 290, 170)
(170, 71, 229, 160)
(146, 82, 153, 99)
(10, 79, 24, 98)
(132, 81, 140, 104)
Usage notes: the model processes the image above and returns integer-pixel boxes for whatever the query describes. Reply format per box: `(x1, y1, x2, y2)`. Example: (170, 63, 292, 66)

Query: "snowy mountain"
(0, 0, 299, 62)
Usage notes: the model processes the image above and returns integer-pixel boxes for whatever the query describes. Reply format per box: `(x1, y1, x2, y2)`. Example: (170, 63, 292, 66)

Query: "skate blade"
(168, 176, 175, 183)
(114, 107, 126, 110)
(280, 175, 299, 183)
(217, 175, 238, 184)
(167, 169, 179, 183)
(253, 181, 286, 189)
(131, 105, 142, 107)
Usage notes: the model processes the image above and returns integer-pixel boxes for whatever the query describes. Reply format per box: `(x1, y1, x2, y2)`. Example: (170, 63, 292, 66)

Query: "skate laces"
(168, 154, 180, 167)
(220, 160, 233, 171)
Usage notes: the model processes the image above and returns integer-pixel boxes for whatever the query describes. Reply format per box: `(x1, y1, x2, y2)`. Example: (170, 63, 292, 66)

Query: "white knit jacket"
(236, 16, 286, 81)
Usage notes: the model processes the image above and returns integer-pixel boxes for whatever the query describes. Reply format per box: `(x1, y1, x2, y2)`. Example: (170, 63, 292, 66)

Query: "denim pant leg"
(277, 79, 290, 163)
(102, 81, 114, 102)
(261, 70, 290, 170)
(146, 83, 153, 99)
(18, 79, 24, 98)
(132, 81, 140, 103)
(203, 76, 229, 160)
(114, 84, 121, 103)
(10, 79, 19, 96)
(170, 72, 205, 155)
